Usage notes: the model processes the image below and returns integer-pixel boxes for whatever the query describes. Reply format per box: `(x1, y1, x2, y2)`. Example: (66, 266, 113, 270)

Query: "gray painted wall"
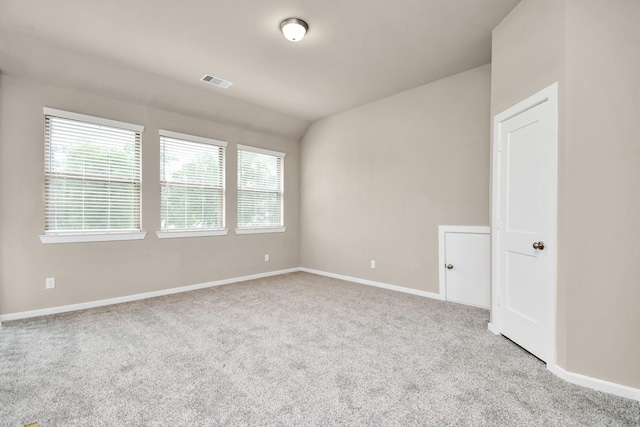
(492, 0, 640, 389)
(0, 75, 300, 315)
(300, 65, 491, 293)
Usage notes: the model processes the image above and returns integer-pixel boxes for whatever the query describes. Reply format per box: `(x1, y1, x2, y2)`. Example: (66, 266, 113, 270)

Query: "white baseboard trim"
(487, 324, 638, 402)
(299, 267, 444, 301)
(0, 268, 300, 322)
(549, 364, 640, 402)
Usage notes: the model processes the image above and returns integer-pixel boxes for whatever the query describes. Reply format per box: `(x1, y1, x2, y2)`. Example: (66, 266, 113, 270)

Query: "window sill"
(39, 231, 147, 244)
(156, 229, 229, 239)
(235, 226, 286, 235)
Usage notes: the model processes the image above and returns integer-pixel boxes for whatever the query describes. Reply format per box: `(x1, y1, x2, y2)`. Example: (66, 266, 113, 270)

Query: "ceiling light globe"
(280, 18, 308, 42)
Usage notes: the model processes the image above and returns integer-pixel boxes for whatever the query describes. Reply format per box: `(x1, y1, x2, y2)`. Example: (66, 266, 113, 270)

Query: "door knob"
(533, 241, 545, 250)
(446, 264, 454, 270)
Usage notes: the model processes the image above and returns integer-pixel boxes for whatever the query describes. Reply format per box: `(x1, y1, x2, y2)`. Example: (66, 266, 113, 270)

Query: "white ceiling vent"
(200, 74, 234, 89)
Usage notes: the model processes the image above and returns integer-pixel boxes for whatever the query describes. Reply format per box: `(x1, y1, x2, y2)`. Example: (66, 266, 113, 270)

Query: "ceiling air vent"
(200, 74, 234, 89)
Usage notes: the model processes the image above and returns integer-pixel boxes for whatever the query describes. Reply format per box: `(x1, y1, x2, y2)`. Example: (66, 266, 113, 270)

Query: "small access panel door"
(439, 226, 490, 309)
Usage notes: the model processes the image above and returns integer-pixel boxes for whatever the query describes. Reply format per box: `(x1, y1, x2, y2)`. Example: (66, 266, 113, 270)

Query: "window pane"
(238, 190, 281, 227)
(237, 148, 283, 228)
(161, 185, 223, 230)
(44, 114, 142, 234)
(238, 150, 281, 191)
(160, 135, 225, 231)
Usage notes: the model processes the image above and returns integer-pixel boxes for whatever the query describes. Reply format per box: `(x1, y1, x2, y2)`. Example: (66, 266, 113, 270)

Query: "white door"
(440, 227, 490, 309)
(492, 84, 558, 363)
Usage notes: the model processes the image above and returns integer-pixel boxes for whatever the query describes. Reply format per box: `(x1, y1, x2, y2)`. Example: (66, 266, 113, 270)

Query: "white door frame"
(489, 83, 559, 366)
(438, 225, 490, 301)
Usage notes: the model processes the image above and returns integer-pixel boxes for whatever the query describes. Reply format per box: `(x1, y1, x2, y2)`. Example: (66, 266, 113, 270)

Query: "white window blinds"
(44, 108, 143, 234)
(237, 145, 284, 229)
(160, 130, 226, 231)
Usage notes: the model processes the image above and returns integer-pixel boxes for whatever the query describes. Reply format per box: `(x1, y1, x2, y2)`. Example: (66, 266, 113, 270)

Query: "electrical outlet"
(45, 277, 55, 289)
(370, 260, 376, 269)
(264, 254, 270, 262)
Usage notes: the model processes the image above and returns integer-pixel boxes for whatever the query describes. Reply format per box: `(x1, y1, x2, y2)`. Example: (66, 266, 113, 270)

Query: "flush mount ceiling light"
(280, 18, 308, 42)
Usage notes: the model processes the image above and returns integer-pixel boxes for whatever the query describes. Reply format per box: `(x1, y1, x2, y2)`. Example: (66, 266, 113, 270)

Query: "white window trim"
(39, 232, 147, 244)
(237, 145, 285, 231)
(158, 130, 227, 236)
(237, 144, 285, 158)
(43, 107, 144, 132)
(42, 108, 144, 242)
(156, 229, 229, 239)
(235, 226, 286, 235)
(159, 129, 227, 148)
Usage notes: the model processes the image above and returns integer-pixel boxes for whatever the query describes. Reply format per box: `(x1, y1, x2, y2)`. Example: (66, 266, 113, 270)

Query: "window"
(237, 145, 285, 233)
(158, 130, 227, 238)
(40, 108, 145, 244)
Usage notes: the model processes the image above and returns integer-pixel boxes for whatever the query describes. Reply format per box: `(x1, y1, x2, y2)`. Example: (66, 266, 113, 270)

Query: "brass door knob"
(533, 241, 545, 250)
(446, 264, 454, 270)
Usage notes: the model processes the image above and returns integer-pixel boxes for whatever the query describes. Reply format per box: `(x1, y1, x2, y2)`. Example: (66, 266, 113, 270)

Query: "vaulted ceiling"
(0, 0, 520, 139)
